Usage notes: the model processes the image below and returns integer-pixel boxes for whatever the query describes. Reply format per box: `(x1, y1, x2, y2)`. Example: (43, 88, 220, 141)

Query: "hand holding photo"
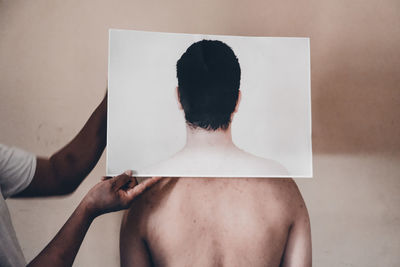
(107, 30, 312, 177)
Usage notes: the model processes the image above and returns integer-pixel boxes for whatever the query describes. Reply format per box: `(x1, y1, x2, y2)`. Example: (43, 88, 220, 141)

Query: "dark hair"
(176, 40, 241, 130)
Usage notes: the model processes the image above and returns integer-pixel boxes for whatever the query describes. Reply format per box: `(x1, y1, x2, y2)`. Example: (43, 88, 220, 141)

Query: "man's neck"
(183, 125, 236, 152)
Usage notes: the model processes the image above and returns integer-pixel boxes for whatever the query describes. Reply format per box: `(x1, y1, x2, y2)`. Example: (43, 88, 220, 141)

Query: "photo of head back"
(177, 40, 240, 131)
(143, 40, 289, 176)
(107, 30, 312, 177)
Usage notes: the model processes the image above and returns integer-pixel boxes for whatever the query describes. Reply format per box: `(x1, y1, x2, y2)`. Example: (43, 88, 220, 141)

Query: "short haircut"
(176, 40, 241, 131)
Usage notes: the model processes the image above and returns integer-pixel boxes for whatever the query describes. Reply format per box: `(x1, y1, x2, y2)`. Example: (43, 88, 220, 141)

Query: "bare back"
(120, 178, 311, 267)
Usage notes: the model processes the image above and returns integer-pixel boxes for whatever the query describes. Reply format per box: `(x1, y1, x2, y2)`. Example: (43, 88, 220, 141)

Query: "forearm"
(27, 173, 161, 266)
(50, 94, 107, 193)
(27, 201, 95, 267)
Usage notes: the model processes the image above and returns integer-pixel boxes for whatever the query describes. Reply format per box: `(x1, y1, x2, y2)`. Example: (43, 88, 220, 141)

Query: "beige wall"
(1, 0, 399, 266)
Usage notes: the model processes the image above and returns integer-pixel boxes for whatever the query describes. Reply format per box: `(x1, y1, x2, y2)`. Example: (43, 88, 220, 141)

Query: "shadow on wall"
(310, 1, 400, 154)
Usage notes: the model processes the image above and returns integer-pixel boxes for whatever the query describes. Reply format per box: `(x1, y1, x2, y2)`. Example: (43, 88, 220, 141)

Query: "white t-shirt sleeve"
(0, 144, 37, 199)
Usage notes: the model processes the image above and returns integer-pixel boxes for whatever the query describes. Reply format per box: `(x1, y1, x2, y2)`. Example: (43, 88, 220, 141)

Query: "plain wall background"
(0, 0, 399, 266)
(108, 30, 312, 177)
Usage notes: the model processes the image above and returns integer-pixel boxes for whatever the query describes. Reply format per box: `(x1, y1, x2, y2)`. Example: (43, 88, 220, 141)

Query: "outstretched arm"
(17, 93, 107, 197)
(27, 172, 161, 267)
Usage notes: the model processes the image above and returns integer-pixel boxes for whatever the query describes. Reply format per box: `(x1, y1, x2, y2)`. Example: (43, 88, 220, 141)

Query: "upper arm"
(280, 184, 312, 267)
(120, 209, 152, 267)
(16, 157, 66, 197)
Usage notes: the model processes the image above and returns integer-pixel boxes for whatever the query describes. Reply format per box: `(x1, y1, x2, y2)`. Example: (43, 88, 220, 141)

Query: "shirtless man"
(120, 177, 310, 267)
(120, 40, 311, 266)
(140, 39, 288, 177)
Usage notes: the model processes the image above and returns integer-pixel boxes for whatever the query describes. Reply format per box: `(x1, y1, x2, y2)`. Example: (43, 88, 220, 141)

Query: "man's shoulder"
(266, 178, 308, 219)
(241, 178, 305, 214)
(139, 150, 290, 177)
(231, 150, 290, 176)
(137, 152, 189, 176)
(139, 160, 180, 176)
(121, 177, 306, 244)
(245, 178, 299, 197)
(122, 177, 178, 228)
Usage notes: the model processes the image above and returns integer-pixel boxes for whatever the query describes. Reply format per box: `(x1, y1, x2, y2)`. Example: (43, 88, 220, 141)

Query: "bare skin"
(120, 177, 311, 267)
(140, 125, 289, 177)
(28, 172, 161, 267)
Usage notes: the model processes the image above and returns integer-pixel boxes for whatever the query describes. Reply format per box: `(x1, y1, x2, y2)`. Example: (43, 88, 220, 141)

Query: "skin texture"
(27, 172, 162, 267)
(120, 177, 311, 267)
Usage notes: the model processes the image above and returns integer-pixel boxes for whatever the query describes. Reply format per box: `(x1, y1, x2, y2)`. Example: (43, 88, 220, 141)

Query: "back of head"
(176, 40, 241, 131)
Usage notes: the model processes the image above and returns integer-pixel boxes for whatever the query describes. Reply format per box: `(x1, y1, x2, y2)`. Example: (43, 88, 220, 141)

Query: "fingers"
(126, 177, 163, 199)
(102, 170, 132, 181)
(112, 171, 135, 190)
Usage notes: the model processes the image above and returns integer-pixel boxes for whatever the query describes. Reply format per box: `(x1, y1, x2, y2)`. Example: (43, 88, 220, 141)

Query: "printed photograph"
(107, 30, 312, 177)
